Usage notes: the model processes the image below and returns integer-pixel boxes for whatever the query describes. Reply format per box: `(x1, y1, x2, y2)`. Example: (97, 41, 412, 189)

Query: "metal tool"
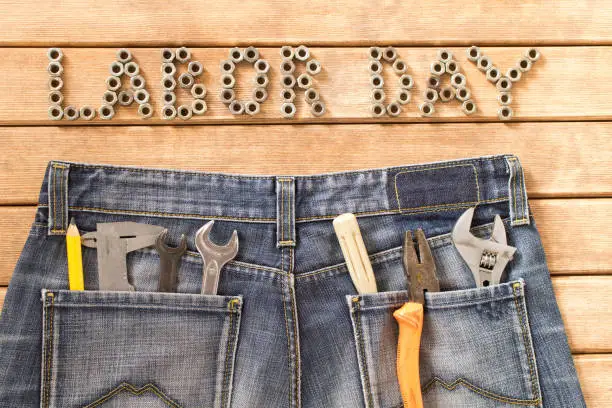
(403, 229, 440, 304)
(195, 221, 239, 295)
(82, 222, 165, 291)
(452, 207, 517, 287)
(156, 230, 187, 293)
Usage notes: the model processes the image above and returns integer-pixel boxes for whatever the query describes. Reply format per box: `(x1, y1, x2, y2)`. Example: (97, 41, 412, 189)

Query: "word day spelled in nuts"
(46, 46, 540, 121)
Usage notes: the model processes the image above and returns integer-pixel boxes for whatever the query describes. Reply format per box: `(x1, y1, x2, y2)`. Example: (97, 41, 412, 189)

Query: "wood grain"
(575, 354, 612, 407)
(2, 47, 612, 124)
(1, 1, 612, 46)
(1, 123, 611, 205)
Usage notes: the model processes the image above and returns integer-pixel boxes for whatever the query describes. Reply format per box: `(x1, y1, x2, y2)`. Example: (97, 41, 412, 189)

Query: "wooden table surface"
(1, 1, 611, 405)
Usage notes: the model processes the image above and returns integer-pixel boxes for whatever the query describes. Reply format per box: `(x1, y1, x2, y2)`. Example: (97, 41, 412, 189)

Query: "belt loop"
(48, 161, 70, 235)
(276, 177, 296, 247)
(505, 156, 530, 227)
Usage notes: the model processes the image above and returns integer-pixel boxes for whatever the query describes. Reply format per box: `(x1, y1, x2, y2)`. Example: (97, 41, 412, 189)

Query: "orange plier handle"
(393, 302, 424, 408)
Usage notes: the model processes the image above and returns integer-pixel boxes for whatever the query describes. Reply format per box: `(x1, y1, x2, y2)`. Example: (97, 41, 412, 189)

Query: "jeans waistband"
(41, 154, 530, 240)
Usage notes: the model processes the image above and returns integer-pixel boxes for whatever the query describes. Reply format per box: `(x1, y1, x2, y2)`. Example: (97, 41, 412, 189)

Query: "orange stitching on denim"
(280, 180, 285, 242)
(352, 297, 374, 408)
(288, 277, 300, 407)
(51, 165, 57, 232)
(422, 376, 540, 406)
(280, 273, 293, 407)
(42, 292, 54, 408)
(50, 164, 67, 233)
(508, 158, 529, 224)
(222, 300, 238, 408)
(512, 283, 540, 401)
(83, 382, 182, 408)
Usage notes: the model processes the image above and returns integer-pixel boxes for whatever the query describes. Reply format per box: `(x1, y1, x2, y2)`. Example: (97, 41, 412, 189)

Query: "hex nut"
(243, 46, 260, 63)
(255, 73, 270, 88)
(467, 46, 481, 62)
(370, 74, 384, 89)
(306, 59, 322, 75)
(486, 66, 501, 83)
(498, 106, 513, 121)
(175, 47, 191, 63)
(439, 86, 455, 102)
(368, 47, 383, 61)
(220, 60, 236, 74)
(496, 76, 513, 92)
(297, 73, 313, 89)
(192, 99, 208, 115)
(370, 103, 386, 117)
(382, 46, 397, 62)
(229, 100, 244, 115)
(116, 48, 132, 63)
(430, 61, 445, 76)
(280, 46, 294, 60)
(229, 47, 244, 63)
(423, 88, 439, 103)
(455, 87, 471, 102)
(102, 90, 118, 106)
(506, 67, 522, 82)
(498, 92, 513, 106)
(123, 61, 140, 77)
(118, 90, 134, 106)
(295, 45, 310, 61)
(419, 102, 435, 117)
(161, 62, 177, 76)
(48, 61, 64, 77)
(130, 75, 145, 90)
(427, 75, 441, 89)
(280, 59, 296, 75)
(106, 76, 122, 91)
(304, 88, 320, 104)
(134, 89, 150, 104)
(445, 60, 460, 75)
(526, 48, 540, 62)
(161, 48, 175, 63)
(518, 56, 532, 73)
(63, 106, 79, 121)
(178, 72, 195, 89)
(191, 84, 207, 99)
(48, 105, 63, 120)
(254, 59, 270, 74)
(79, 106, 95, 120)
(399, 74, 414, 90)
(437, 49, 453, 63)
(98, 104, 115, 120)
(161, 76, 177, 91)
(311, 101, 326, 117)
(451, 72, 467, 88)
(393, 59, 408, 75)
(253, 87, 268, 103)
(387, 101, 402, 117)
(244, 100, 260, 116)
(280, 88, 296, 102)
(109, 61, 124, 77)
(162, 91, 176, 105)
(397, 89, 411, 105)
(138, 103, 153, 119)
(188, 61, 204, 77)
(281, 102, 296, 118)
(47, 48, 63, 62)
(48, 90, 64, 105)
(48, 77, 63, 91)
(370, 89, 385, 103)
(368, 59, 383, 75)
(177, 104, 193, 120)
(462, 100, 477, 115)
(220, 88, 236, 104)
(221, 74, 236, 89)
(476, 55, 492, 72)
(281, 74, 296, 89)
(162, 105, 177, 120)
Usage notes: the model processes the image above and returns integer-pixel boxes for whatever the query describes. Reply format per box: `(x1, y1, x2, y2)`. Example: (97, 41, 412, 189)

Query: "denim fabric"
(0, 155, 584, 407)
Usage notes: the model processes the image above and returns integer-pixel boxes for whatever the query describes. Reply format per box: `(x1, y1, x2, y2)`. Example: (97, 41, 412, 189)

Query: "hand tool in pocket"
(82, 222, 166, 291)
(452, 207, 517, 287)
(156, 230, 187, 293)
(65, 218, 84, 291)
(332, 213, 377, 294)
(393, 229, 439, 408)
(195, 221, 239, 295)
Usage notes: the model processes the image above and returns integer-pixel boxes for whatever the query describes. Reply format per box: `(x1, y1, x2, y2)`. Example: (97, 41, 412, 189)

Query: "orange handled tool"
(393, 230, 439, 408)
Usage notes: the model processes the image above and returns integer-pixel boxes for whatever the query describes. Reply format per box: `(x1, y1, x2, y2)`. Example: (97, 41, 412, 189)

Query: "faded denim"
(0, 155, 585, 407)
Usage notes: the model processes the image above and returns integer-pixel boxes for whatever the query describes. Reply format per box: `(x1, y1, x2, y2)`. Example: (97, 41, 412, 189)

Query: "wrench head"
(195, 221, 239, 262)
(156, 230, 188, 255)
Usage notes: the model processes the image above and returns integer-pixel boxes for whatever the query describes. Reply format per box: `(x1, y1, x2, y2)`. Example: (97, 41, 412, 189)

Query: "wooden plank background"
(1, 1, 611, 405)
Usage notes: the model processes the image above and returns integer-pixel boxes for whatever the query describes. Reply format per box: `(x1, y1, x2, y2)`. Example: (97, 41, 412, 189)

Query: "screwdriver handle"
(393, 302, 424, 408)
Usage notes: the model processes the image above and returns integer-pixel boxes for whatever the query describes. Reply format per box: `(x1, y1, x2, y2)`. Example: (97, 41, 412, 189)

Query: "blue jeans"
(0, 155, 585, 407)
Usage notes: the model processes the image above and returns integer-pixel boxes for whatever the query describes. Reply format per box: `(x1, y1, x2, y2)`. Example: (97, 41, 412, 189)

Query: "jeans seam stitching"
(42, 292, 54, 408)
(288, 276, 299, 407)
(422, 376, 541, 405)
(221, 302, 237, 408)
(281, 269, 293, 407)
(512, 283, 541, 402)
(352, 298, 374, 408)
(83, 383, 183, 408)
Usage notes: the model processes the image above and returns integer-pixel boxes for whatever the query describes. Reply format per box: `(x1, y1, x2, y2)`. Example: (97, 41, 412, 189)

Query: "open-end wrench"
(156, 230, 187, 293)
(195, 221, 239, 295)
